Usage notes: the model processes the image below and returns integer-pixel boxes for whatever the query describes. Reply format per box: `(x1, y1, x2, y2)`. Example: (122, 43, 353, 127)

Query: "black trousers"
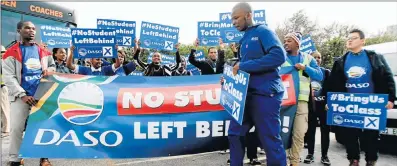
(342, 127, 380, 161)
(305, 109, 330, 157)
(246, 131, 259, 159)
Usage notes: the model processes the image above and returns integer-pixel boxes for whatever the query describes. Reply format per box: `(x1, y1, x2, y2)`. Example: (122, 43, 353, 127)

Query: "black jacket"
(188, 49, 225, 75)
(133, 48, 181, 76)
(323, 50, 396, 103)
(171, 69, 192, 76)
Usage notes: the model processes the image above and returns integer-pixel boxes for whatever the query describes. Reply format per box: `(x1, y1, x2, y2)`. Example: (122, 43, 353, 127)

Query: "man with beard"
(189, 38, 225, 75)
(2, 20, 56, 166)
(133, 39, 181, 76)
(282, 32, 323, 166)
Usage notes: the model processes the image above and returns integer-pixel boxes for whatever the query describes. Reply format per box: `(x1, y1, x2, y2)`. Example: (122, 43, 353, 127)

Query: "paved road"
(2, 129, 397, 166)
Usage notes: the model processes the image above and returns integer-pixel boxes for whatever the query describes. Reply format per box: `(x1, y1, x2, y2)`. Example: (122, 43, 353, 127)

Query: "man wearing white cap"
(282, 32, 323, 166)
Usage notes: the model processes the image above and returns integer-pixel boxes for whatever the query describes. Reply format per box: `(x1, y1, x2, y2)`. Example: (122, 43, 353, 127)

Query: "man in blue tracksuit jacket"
(227, 2, 287, 166)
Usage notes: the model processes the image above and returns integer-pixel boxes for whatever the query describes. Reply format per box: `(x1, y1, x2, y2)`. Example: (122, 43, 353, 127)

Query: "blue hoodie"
(238, 24, 287, 96)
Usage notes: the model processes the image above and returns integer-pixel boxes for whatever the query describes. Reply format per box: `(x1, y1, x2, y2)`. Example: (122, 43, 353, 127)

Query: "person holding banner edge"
(324, 29, 395, 166)
(223, 2, 288, 166)
(2, 20, 55, 166)
(282, 31, 323, 166)
(133, 39, 182, 76)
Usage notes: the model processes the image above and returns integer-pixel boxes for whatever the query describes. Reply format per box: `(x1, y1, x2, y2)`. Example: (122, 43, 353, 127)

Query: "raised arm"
(132, 39, 148, 69)
(66, 45, 76, 71)
(169, 43, 181, 71)
(188, 38, 206, 70)
(216, 38, 226, 74)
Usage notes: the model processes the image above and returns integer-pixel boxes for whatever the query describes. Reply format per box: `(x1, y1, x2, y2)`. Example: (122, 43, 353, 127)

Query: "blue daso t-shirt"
(344, 50, 374, 93)
(20, 45, 42, 96)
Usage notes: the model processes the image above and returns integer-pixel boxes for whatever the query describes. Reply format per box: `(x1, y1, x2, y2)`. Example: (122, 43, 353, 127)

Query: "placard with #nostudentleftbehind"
(140, 21, 179, 52)
(71, 28, 117, 59)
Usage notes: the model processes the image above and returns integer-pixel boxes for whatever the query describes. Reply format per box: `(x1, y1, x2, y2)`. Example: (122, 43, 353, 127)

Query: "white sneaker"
(219, 149, 229, 154)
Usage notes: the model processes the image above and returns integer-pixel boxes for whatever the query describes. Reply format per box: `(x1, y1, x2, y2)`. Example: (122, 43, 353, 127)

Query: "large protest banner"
(71, 28, 117, 58)
(40, 25, 71, 48)
(20, 68, 299, 158)
(219, 10, 266, 43)
(140, 21, 179, 51)
(279, 65, 299, 149)
(20, 74, 232, 158)
(129, 71, 144, 76)
(300, 35, 317, 55)
(197, 22, 222, 46)
(97, 19, 136, 47)
(220, 65, 250, 125)
(326, 93, 388, 131)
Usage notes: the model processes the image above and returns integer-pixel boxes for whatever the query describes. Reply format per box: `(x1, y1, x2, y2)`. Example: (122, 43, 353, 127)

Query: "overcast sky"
(51, 2, 397, 44)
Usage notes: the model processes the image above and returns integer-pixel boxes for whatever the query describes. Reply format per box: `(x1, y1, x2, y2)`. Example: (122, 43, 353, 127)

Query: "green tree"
(365, 31, 397, 46)
(274, 10, 358, 68)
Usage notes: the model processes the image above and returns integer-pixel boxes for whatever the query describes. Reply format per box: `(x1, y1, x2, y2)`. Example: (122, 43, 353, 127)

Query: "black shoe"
(249, 158, 262, 165)
(227, 159, 230, 165)
(321, 156, 331, 165)
(40, 158, 52, 166)
(7, 161, 23, 166)
(304, 154, 314, 164)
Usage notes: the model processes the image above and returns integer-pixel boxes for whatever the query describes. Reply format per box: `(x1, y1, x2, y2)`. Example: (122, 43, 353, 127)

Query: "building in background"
(1, 1, 77, 48)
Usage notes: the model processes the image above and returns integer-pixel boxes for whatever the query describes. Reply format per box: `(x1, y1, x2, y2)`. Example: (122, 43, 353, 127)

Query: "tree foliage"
(118, 10, 396, 71)
(275, 9, 396, 69)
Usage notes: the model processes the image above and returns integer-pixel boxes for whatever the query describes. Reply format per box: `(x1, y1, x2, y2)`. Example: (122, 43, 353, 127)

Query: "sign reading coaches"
(40, 25, 71, 48)
(71, 28, 117, 58)
(140, 21, 179, 52)
(97, 19, 136, 47)
(1, 1, 76, 22)
(327, 92, 388, 131)
(221, 64, 250, 125)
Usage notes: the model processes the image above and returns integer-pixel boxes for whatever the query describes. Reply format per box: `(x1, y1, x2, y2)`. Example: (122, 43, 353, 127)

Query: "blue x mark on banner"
(326, 92, 388, 131)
